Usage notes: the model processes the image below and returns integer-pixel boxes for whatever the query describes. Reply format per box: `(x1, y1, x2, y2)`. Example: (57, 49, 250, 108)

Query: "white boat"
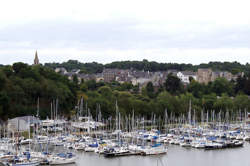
(74, 143, 86, 150)
(35, 136, 49, 144)
(128, 144, 142, 152)
(9, 156, 40, 166)
(194, 142, 205, 149)
(243, 135, 250, 141)
(174, 139, 180, 145)
(20, 139, 33, 145)
(48, 153, 76, 165)
(180, 142, 191, 147)
(103, 146, 130, 157)
(11, 160, 40, 166)
(141, 144, 167, 155)
(0, 152, 14, 160)
(169, 139, 175, 144)
(95, 147, 106, 154)
(0, 161, 7, 166)
(236, 134, 244, 140)
(85, 146, 97, 152)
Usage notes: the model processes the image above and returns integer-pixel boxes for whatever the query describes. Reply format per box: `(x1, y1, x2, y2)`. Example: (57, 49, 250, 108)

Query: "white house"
(177, 71, 197, 84)
(55, 67, 68, 74)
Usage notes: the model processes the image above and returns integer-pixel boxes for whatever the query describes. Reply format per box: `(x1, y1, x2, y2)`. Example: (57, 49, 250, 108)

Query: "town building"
(55, 67, 68, 75)
(197, 68, 213, 84)
(34, 51, 39, 65)
(177, 71, 197, 84)
(103, 69, 116, 82)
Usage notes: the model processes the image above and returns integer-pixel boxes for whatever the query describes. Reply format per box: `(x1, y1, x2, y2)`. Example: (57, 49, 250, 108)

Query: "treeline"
(45, 60, 250, 75)
(1, 62, 250, 121)
(0, 63, 77, 120)
(76, 73, 250, 120)
(45, 60, 103, 74)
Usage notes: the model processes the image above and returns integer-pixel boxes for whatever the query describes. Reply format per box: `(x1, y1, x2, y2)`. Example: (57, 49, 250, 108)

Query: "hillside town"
(55, 66, 244, 88)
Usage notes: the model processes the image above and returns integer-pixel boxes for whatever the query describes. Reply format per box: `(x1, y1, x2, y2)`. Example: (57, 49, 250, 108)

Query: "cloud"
(0, 0, 250, 65)
(1, 47, 250, 65)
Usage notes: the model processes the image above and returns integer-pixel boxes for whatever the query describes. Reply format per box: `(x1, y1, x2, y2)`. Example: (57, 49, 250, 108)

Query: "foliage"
(1, 61, 250, 121)
(165, 74, 183, 95)
(0, 63, 76, 120)
(45, 60, 250, 75)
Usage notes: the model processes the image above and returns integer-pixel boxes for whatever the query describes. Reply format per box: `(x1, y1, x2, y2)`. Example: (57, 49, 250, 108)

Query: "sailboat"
(48, 153, 77, 165)
(140, 144, 167, 155)
(9, 152, 41, 166)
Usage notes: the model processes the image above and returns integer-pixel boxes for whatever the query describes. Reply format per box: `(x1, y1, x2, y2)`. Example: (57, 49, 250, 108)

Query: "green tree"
(165, 73, 183, 95)
(146, 82, 155, 98)
(214, 93, 233, 111)
(211, 78, 233, 96)
(187, 80, 205, 98)
(234, 94, 250, 111)
(202, 93, 217, 111)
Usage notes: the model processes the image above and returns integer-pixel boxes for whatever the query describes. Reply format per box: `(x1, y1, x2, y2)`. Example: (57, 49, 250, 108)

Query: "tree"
(234, 94, 250, 111)
(86, 80, 97, 90)
(72, 74, 78, 85)
(98, 86, 112, 99)
(0, 71, 6, 90)
(234, 76, 246, 94)
(165, 73, 183, 95)
(202, 93, 217, 111)
(80, 83, 88, 92)
(0, 91, 10, 119)
(12, 62, 28, 74)
(146, 82, 155, 98)
(244, 77, 250, 95)
(214, 93, 233, 112)
(211, 78, 233, 96)
(187, 80, 205, 98)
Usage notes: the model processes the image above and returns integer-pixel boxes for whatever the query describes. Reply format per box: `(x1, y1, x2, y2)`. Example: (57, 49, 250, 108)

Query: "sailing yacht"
(141, 144, 167, 155)
(48, 153, 77, 165)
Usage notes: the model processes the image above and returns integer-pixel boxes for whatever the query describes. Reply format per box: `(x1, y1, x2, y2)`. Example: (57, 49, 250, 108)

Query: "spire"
(34, 50, 39, 65)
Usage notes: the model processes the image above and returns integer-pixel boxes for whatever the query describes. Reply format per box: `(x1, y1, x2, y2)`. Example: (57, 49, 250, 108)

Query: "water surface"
(73, 142, 250, 166)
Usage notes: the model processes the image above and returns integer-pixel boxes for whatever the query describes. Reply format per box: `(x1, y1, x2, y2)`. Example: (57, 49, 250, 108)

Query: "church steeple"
(34, 50, 39, 65)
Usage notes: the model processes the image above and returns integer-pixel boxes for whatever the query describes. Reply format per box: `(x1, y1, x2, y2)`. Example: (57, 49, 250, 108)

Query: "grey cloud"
(0, 19, 250, 51)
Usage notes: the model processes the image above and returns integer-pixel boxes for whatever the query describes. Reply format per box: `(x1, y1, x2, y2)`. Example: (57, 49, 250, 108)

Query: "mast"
(206, 111, 209, 124)
(193, 109, 196, 126)
(56, 98, 58, 120)
(50, 102, 53, 120)
(188, 99, 192, 125)
(132, 109, 135, 132)
(115, 100, 119, 131)
(80, 97, 83, 117)
(28, 116, 31, 151)
(36, 97, 40, 118)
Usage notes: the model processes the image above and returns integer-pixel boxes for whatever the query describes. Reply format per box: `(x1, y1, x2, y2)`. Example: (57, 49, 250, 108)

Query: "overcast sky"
(1, 0, 250, 65)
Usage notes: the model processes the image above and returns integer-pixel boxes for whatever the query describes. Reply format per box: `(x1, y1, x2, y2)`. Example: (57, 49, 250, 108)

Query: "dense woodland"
(0, 63, 77, 120)
(0, 61, 250, 121)
(45, 60, 250, 75)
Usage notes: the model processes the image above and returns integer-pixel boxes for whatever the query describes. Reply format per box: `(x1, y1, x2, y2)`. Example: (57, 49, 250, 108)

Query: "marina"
(1, 0, 250, 165)
(0, 112, 250, 166)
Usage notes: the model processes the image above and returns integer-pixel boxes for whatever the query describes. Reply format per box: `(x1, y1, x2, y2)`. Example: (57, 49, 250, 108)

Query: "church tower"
(34, 50, 39, 65)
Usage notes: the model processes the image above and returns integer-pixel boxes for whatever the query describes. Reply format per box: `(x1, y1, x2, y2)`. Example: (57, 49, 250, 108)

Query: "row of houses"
(196, 69, 243, 84)
(55, 67, 243, 88)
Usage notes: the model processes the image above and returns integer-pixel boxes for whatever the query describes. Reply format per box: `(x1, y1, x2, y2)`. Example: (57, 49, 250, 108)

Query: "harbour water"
(73, 142, 250, 166)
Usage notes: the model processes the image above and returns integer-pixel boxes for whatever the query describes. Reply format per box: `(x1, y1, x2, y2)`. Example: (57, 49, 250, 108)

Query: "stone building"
(197, 68, 213, 84)
(34, 51, 39, 65)
(103, 69, 116, 82)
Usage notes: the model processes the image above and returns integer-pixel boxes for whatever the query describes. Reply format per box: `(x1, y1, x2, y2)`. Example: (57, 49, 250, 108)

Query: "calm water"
(72, 143, 250, 166)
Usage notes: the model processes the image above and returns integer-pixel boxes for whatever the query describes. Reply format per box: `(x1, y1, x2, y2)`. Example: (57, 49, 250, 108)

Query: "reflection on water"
(28, 142, 250, 166)
(68, 142, 249, 166)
